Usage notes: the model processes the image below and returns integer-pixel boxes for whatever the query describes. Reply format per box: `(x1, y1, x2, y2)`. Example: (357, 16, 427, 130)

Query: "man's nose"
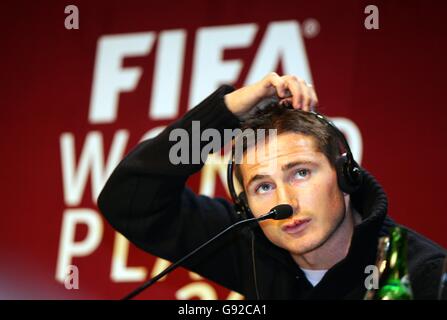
(276, 185, 299, 215)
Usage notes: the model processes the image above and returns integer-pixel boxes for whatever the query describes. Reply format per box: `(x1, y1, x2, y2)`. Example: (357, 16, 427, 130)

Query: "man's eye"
(293, 169, 310, 180)
(255, 183, 273, 194)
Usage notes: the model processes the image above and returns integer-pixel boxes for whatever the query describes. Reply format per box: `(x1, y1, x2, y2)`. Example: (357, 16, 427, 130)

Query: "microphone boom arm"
(122, 216, 260, 300)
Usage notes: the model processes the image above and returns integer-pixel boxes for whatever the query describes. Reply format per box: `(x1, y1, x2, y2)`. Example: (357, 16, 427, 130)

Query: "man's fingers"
(261, 73, 318, 111)
(282, 75, 312, 109)
(264, 72, 285, 97)
(299, 79, 312, 111)
(308, 84, 319, 111)
(279, 97, 293, 106)
(284, 76, 302, 108)
(271, 77, 287, 98)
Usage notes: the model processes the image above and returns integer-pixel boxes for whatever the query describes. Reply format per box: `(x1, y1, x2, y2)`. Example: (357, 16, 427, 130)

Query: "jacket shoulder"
(403, 225, 446, 299)
(405, 226, 447, 262)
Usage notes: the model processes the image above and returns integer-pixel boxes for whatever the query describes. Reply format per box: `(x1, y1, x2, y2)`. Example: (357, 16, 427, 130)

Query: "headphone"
(226, 110, 363, 220)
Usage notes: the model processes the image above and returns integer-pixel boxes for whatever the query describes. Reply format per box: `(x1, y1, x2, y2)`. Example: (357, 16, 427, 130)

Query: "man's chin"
(284, 238, 323, 256)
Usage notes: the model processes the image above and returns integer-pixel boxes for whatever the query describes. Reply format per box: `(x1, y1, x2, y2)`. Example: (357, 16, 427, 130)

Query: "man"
(97, 73, 446, 299)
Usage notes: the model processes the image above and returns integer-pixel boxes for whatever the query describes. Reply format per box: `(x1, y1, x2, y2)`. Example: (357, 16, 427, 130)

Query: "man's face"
(240, 132, 346, 256)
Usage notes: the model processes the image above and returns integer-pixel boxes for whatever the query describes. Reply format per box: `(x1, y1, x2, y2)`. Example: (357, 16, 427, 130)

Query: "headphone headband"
(227, 141, 241, 207)
(309, 111, 356, 166)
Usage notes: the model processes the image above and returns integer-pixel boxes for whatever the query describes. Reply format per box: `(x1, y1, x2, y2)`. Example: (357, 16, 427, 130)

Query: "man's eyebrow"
(281, 160, 315, 171)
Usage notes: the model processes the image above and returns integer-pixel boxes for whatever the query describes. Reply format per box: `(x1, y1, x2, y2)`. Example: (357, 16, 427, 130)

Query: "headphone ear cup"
(335, 155, 362, 194)
(238, 192, 253, 219)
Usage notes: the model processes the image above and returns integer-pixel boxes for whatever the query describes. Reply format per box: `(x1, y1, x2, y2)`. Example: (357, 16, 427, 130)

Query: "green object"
(375, 227, 413, 300)
(363, 236, 390, 300)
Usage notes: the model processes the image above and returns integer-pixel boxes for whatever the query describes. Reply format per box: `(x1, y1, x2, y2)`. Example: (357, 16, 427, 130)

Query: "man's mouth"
(281, 218, 312, 235)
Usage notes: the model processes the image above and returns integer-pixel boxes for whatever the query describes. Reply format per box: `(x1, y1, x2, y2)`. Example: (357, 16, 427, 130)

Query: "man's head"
(235, 104, 356, 261)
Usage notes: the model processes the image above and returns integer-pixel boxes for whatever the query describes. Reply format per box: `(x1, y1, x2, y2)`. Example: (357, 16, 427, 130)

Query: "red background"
(0, 0, 446, 299)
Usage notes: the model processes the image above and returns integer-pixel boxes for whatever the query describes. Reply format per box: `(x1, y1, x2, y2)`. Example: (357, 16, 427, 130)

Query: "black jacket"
(97, 85, 447, 299)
